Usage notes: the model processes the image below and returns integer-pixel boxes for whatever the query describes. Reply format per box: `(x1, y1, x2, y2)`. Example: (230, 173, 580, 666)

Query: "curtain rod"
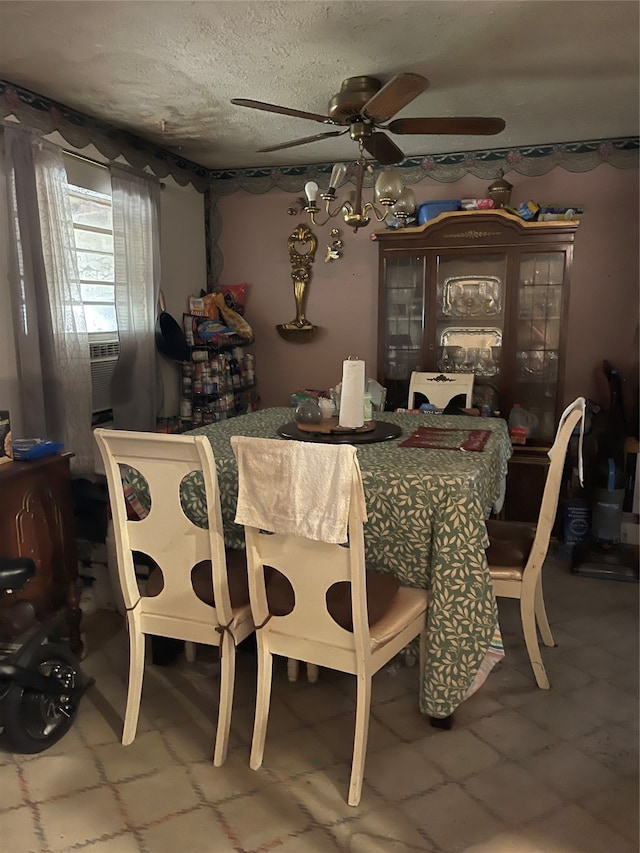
(63, 149, 109, 170)
(63, 148, 165, 188)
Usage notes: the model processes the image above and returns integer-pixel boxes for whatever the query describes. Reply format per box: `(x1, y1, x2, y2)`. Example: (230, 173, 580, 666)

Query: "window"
(69, 184, 116, 334)
(68, 181, 120, 416)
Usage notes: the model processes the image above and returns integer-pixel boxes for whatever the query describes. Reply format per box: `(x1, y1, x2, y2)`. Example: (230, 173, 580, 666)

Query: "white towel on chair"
(231, 436, 367, 544)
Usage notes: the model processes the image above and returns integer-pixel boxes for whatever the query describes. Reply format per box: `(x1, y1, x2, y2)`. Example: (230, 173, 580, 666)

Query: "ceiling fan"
(231, 73, 506, 165)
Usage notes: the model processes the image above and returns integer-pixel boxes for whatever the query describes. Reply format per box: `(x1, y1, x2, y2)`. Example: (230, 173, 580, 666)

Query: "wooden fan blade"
(257, 129, 347, 154)
(231, 98, 330, 124)
(363, 132, 405, 165)
(388, 116, 506, 135)
(362, 73, 429, 122)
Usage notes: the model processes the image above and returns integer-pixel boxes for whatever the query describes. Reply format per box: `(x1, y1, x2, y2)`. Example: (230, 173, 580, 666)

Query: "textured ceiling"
(0, 1, 638, 171)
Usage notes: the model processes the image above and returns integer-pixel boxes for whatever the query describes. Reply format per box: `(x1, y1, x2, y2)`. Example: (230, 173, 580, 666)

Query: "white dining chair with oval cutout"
(94, 429, 254, 766)
(231, 435, 428, 806)
(408, 370, 475, 410)
(485, 397, 586, 689)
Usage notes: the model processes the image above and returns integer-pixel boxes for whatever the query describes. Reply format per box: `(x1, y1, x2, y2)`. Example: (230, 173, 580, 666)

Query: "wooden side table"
(0, 452, 82, 655)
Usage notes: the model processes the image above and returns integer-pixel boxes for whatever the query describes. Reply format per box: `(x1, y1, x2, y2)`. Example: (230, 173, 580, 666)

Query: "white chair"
(408, 371, 475, 409)
(232, 436, 428, 807)
(94, 429, 254, 766)
(486, 397, 586, 689)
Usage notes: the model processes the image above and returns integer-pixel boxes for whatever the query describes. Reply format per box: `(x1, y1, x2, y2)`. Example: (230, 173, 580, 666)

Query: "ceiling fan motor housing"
(327, 76, 382, 123)
(349, 121, 374, 142)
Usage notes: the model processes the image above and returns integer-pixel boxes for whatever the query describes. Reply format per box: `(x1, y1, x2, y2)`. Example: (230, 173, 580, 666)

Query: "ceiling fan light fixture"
(329, 162, 347, 190)
(304, 180, 319, 206)
(390, 185, 417, 220)
(302, 154, 415, 233)
(374, 168, 405, 207)
(320, 163, 348, 201)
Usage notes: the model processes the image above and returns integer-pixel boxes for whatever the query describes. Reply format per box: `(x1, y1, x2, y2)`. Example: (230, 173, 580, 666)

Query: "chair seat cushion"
(265, 569, 401, 631)
(146, 548, 250, 608)
(486, 519, 535, 579)
(370, 585, 428, 651)
(327, 572, 401, 631)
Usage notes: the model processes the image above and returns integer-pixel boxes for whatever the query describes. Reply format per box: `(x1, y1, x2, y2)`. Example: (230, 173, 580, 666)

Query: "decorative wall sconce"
(276, 223, 318, 343)
(303, 143, 416, 233)
(325, 229, 343, 262)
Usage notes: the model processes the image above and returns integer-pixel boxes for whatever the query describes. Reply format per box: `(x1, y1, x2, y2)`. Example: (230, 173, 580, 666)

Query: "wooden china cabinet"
(375, 209, 579, 522)
(0, 453, 82, 654)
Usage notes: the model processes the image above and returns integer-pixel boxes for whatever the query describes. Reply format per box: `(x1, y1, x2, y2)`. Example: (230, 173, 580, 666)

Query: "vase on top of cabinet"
(376, 208, 579, 442)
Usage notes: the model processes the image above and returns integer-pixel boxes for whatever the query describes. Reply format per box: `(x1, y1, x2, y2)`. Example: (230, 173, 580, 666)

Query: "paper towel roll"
(338, 359, 365, 428)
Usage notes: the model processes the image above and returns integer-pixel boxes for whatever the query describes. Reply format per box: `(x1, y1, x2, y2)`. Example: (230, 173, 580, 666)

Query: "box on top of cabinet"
(416, 200, 461, 224)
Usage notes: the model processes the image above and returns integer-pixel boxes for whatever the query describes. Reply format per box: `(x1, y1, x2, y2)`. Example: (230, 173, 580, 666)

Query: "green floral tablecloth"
(129, 408, 512, 718)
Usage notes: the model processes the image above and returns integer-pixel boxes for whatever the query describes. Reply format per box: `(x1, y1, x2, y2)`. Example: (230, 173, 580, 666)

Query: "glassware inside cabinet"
(435, 253, 507, 378)
(441, 276, 502, 317)
(519, 252, 565, 287)
(439, 328, 503, 374)
(516, 350, 559, 382)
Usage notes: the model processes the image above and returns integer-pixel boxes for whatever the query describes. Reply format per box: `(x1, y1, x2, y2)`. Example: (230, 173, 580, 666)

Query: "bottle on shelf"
(244, 352, 255, 386)
(177, 313, 258, 424)
(192, 364, 203, 395)
(508, 403, 528, 445)
(180, 397, 192, 420)
(229, 351, 241, 389)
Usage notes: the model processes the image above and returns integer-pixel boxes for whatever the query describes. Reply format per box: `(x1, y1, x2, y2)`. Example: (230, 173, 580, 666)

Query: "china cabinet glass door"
(513, 251, 566, 441)
(434, 252, 508, 416)
(381, 254, 425, 408)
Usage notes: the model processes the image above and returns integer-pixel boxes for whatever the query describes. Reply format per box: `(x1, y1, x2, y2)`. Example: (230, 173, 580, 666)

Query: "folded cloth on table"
(231, 436, 367, 544)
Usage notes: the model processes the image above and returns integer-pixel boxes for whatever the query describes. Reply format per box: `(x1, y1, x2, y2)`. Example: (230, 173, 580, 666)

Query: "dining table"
(127, 407, 513, 718)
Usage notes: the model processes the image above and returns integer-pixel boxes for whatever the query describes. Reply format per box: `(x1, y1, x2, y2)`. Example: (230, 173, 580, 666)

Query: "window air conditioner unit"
(89, 340, 120, 413)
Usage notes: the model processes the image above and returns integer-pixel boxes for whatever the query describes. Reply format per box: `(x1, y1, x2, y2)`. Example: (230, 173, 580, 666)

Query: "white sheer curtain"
(110, 165, 160, 431)
(3, 124, 94, 473)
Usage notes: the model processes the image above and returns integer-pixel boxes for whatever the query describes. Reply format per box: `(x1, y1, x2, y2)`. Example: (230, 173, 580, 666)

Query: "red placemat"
(400, 427, 491, 452)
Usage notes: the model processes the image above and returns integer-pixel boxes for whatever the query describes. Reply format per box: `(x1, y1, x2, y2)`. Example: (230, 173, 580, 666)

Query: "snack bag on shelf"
(203, 292, 222, 320)
(197, 319, 234, 343)
(212, 292, 253, 340)
(217, 283, 248, 315)
(188, 296, 206, 316)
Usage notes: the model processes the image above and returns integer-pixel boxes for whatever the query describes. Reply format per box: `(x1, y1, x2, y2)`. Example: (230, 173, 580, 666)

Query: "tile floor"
(0, 553, 638, 853)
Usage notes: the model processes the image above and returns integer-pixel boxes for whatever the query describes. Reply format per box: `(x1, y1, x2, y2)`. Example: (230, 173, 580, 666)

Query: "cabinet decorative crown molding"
(445, 229, 502, 240)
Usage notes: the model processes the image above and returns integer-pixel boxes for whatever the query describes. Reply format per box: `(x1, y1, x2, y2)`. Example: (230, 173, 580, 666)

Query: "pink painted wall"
(215, 165, 639, 410)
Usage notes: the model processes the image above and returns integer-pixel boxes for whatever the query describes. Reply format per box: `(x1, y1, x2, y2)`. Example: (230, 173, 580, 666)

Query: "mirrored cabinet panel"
(376, 210, 578, 445)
